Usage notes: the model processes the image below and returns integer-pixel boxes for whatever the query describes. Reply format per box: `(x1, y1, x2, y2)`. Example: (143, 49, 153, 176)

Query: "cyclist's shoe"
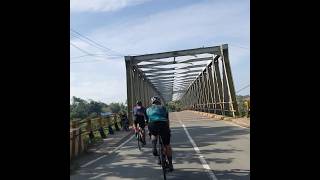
(152, 148, 159, 156)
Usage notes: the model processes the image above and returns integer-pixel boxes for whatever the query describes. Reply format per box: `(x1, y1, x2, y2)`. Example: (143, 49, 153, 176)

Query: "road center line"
(179, 120, 218, 180)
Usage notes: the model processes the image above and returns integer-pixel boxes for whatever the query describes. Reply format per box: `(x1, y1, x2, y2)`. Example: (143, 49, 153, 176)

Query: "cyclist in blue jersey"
(146, 96, 173, 171)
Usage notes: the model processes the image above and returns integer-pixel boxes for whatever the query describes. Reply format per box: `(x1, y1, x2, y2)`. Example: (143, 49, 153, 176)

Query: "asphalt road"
(71, 111, 250, 180)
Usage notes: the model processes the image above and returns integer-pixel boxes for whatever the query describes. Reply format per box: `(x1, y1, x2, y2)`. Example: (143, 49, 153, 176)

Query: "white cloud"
(89, 0, 249, 56)
(71, 0, 151, 13)
(71, 0, 250, 101)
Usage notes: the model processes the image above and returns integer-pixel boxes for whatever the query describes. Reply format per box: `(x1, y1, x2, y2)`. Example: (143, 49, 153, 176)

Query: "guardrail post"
(71, 120, 78, 128)
(86, 119, 94, 143)
(98, 117, 107, 139)
(70, 129, 74, 160)
(78, 128, 84, 152)
(107, 116, 114, 134)
(70, 119, 78, 159)
(114, 114, 120, 131)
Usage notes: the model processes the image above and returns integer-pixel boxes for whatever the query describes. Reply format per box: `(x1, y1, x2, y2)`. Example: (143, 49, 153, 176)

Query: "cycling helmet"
(150, 96, 161, 104)
(136, 100, 142, 106)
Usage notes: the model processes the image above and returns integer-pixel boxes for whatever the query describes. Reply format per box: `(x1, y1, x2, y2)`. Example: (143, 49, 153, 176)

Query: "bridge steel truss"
(125, 44, 238, 122)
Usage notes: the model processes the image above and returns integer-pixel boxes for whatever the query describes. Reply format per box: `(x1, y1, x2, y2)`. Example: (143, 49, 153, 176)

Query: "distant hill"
(236, 95, 250, 117)
(236, 95, 250, 101)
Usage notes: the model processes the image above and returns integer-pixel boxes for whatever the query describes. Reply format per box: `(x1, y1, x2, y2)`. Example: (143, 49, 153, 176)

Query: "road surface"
(71, 111, 250, 180)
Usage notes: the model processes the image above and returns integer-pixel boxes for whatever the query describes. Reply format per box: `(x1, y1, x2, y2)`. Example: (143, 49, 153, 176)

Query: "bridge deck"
(71, 111, 250, 180)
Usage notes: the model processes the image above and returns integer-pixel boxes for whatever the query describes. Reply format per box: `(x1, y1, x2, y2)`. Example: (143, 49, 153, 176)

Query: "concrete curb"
(87, 130, 133, 153)
(229, 119, 250, 128)
(185, 110, 250, 128)
(70, 130, 134, 173)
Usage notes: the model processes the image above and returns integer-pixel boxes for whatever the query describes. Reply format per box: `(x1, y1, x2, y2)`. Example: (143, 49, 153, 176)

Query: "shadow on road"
(71, 125, 250, 179)
(214, 169, 250, 180)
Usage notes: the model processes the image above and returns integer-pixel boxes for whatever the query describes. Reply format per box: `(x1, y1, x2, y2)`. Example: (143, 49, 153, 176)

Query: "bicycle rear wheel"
(137, 132, 142, 151)
(158, 136, 167, 180)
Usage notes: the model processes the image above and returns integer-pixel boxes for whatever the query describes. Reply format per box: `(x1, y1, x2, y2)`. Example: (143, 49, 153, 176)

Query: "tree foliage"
(109, 103, 121, 114)
(166, 100, 182, 112)
(236, 95, 250, 117)
(70, 96, 126, 120)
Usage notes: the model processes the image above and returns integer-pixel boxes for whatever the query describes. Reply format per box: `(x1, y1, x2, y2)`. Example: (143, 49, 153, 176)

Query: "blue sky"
(70, 0, 250, 103)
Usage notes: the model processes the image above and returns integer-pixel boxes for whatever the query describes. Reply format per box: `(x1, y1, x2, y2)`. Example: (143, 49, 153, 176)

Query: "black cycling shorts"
(148, 121, 171, 145)
(134, 118, 146, 129)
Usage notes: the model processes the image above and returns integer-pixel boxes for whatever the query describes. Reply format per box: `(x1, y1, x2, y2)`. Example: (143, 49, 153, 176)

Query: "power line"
(70, 41, 122, 64)
(236, 84, 250, 93)
(70, 56, 121, 64)
(70, 32, 124, 59)
(70, 60, 103, 64)
(70, 54, 120, 59)
(70, 33, 114, 56)
(70, 29, 113, 52)
(70, 28, 125, 56)
(70, 42, 93, 55)
(70, 28, 139, 57)
(71, 54, 100, 59)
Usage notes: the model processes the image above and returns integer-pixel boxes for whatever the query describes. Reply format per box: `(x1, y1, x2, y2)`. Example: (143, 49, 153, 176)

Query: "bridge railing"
(70, 114, 122, 160)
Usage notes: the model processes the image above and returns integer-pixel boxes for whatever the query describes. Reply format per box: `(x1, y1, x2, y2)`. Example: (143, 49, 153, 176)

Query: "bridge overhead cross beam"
(125, 44, 238, 122)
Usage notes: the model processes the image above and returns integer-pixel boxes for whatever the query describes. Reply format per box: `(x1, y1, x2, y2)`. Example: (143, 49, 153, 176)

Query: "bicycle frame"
(137, 125, 145, 151)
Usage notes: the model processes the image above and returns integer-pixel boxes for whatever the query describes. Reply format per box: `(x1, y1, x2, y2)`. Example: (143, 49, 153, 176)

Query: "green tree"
(70, 96, 129, 120)
(166, 100, 182, 112)
(87, 100, 106, 116)
(109, 103, 121, 114)
(236, 95, 250, 117)
(120, 103, 127, 112)
(70, 96, 89, 119)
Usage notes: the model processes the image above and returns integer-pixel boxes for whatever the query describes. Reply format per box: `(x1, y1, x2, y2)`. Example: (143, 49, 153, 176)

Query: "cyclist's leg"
(165, 144, 173, 171)
(133, 119, 138, 137)
(137, 122, 145, 144)
(151, 134, 158, 155)
(165, 145, 172, 162)
(133, 119, 138, 133)
(138, 120, 142, 133)
(141, 129, 146, 144)
(140, 120, 146, 143)
(161, 122, 173, 170)
(148, 122, 159, 156)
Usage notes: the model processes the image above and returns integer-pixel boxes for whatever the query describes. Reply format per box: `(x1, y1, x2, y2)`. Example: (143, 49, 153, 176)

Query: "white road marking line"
(223, 121, 249, 129)
(89, 173, 107, 179)
(80, 155, 107, 168)
(80, 135, 135, 168)
(179, 120, 218, 180)
(111, 135, 135, 153)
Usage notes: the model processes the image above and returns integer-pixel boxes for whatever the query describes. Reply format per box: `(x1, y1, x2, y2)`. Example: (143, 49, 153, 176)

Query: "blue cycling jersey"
(146, 104, 168, 122)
